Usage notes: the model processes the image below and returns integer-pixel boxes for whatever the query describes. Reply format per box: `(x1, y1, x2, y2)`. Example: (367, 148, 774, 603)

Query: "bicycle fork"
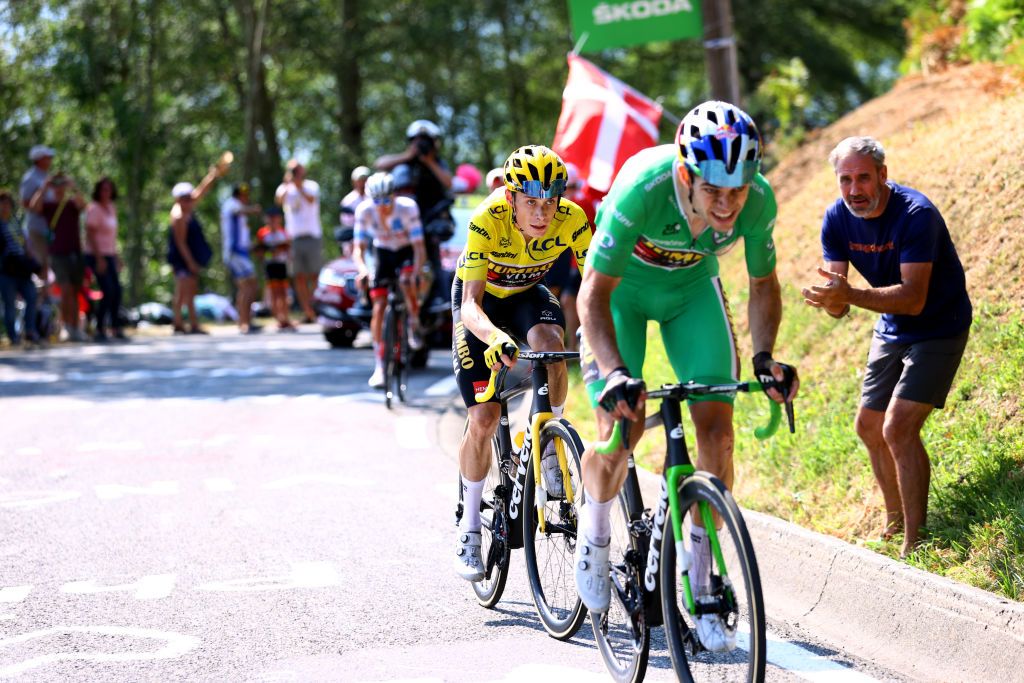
(526, 364, 576, 534)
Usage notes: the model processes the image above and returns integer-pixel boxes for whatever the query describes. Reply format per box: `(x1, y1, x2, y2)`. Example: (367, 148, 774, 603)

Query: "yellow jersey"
(456, 189, 592, 298)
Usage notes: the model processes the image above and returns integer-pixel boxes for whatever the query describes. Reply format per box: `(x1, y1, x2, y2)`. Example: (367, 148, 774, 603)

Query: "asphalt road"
(0, 328, 907, 681)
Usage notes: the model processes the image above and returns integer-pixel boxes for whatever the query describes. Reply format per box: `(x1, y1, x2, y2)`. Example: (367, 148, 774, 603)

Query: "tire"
(522, 418, 588, 640)
(470, 434, 510, 608)
(383, 306, 396, 409)
(592, 488, 650, 683)
(660, 472, 766, 683)
(410, 345, 430, 369)
(396, 308, 409, 403)
(325, 327, 355, 348)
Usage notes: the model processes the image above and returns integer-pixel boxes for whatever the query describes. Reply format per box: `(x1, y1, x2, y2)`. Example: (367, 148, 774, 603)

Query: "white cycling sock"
(689, 524, 711, 594)
(582, 493, 613, 546)
(460, 475, 486, 533)
(552, 403, 564, 417)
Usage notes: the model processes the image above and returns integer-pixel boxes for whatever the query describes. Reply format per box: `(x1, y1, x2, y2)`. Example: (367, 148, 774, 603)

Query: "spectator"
(221, 183, 263, 334)
(802, 136, 972, 557)
(84, 177, 126, 341)
(374, 120, 454, 305)
(340, 165, 371, 230)
(19, 145, 55, 294)
(485, 167, 504, 193)
(167, 164, 223, 335)
(275, 159, 322, 323)
(255, 207, 295, 332)
(0, 190, 41, 348)
(29, 172, 87, 342)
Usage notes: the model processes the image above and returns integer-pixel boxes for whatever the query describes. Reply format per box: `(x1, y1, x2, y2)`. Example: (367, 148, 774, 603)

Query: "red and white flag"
(552, 54, 663, 194)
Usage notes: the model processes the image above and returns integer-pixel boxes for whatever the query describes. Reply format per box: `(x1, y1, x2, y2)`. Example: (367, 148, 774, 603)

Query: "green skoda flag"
(569, 0, 703, 53)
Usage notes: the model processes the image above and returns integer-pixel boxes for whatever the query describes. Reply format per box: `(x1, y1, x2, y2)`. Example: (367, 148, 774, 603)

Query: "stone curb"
(435, 398, 1024, 682)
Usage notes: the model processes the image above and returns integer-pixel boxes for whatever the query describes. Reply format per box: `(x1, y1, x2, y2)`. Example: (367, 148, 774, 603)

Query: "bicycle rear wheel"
(592, 483, 650, 683)
(660, 472, 765, 683)
(523, 418, 587, 639)
(469, 435, 510, 608)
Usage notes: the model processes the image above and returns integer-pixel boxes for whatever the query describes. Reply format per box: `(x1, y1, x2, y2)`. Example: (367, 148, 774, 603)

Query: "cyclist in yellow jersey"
(452, 145, 591, 581)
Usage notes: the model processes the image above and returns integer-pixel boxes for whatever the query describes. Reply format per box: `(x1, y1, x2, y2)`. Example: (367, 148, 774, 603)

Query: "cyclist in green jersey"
(574, 101, 799, 650)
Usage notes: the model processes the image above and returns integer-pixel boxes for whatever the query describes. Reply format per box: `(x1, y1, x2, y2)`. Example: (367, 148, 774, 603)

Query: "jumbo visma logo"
(632, 237, 705, 270)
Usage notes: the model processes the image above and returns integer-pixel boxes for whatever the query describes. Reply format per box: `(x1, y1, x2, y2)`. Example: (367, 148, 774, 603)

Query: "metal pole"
(701, 0, 741, 105)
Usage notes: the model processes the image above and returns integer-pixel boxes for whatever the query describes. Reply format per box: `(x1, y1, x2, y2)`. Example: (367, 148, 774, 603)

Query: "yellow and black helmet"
(502, 145, 568, 199)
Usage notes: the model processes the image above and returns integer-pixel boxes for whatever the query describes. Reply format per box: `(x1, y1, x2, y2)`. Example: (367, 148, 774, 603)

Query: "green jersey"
(588, 144, 777, 284)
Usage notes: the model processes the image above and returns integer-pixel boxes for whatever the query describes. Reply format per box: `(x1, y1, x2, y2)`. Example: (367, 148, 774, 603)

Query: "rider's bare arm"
(806, 260, 931, 317)
(578, 267, 628, 378)
(748, 268, 783, 357)
(460, 278, 502, 347)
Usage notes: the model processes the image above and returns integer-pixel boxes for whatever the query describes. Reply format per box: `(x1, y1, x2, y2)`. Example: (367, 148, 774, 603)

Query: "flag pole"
(656, 99, 681, 128)
(571, 32, 589, 56)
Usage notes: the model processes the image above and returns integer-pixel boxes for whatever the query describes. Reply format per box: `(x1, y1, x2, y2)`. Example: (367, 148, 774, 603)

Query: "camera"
(414, 136, 434, 155)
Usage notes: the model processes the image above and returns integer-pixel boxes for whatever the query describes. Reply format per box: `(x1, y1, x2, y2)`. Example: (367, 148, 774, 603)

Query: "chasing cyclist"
(352, 172, 428, 389)
(452, 145, 592, 581)
(575, 101, 799, 650)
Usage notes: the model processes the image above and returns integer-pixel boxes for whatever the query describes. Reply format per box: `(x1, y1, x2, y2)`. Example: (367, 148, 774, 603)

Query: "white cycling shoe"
(367, 366, 385, 389)
(693, 596, 738, 652)
(541, 440, 565, 498)
(454, 530, 485, 582)
(574, 536, 611, 612)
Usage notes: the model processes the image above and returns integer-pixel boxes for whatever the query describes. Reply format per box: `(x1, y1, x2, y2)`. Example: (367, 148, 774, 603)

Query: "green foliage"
(961, 0, 1024, 65)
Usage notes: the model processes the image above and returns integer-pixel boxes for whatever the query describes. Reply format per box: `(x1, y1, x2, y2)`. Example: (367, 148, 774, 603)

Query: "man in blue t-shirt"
(802, 136, 971, 557)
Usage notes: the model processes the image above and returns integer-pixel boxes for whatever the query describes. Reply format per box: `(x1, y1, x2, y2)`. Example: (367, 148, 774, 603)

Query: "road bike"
(592, 379, 794, 683)
(381, 277, 410, 409)
(454, 346, 588, 639)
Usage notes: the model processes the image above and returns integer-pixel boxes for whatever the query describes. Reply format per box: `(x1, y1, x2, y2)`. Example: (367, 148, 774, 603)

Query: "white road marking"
(0, 587, 31, 604)
(1, 364, 359, 384)
(94, 481, 179, 500)
(425, 375, 458, 396)
(61, 574, 176, 601)
(14, 447, 41, 456)
(0, 625, 200, 676)
(395, 416, 430, 450)
(199, 561, 341, 592)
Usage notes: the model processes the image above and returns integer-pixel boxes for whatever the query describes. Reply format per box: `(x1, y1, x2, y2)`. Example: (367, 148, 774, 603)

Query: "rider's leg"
(458, 402, 501, 531)
(526, 322, 567, 406)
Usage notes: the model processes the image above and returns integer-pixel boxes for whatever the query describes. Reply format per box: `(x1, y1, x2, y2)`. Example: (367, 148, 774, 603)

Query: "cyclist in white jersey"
(353, 172, 428, 388)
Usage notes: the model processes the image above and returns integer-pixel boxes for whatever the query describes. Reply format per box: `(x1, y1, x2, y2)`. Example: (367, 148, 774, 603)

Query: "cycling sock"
(460, 475, 486, 532)
(552, 403, 564, 417)
(689, 524, 711, 594)
(582, 493, 613, 546)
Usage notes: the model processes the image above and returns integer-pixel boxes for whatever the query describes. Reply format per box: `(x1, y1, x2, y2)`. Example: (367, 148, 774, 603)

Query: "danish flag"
(552, 54, 663, 194)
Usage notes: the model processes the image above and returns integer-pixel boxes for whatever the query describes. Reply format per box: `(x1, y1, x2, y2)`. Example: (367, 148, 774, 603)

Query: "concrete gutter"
(435, 398, 1024, 682)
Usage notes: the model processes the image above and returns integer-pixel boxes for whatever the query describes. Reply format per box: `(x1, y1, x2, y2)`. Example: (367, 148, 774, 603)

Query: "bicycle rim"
(472, 435, 510, 607)
(592, 488, 650, 683)
(396, 310, 408, 403)
(660, 472, 766, 683)
(382, 307, 395, 408)
(523, 419, 587, 640)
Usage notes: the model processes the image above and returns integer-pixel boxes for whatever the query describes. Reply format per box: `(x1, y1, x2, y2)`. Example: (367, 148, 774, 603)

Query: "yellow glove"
(484, 330, 517, 368)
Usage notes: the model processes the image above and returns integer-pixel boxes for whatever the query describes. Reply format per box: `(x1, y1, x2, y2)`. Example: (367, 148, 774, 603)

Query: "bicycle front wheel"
(592, 484, 650, 683)
(382, 305, 396, 409)
(660, 471, 766, 683)
(471, 434, 510, 608)
(395, 307, 409, 403)
(522, 418, 587, 640)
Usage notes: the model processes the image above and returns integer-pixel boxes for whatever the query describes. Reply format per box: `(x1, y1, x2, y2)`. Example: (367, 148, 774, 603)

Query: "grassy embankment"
(566, 67, 1024, 600)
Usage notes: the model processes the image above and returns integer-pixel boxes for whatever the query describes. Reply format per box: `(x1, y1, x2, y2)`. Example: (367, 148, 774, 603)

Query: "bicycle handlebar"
(472, 345, 580, 403)
(594, 380, 791, 455)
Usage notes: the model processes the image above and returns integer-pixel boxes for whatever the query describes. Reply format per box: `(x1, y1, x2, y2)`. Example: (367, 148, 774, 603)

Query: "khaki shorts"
(291, 236, 322, 275)
(861, 328, 969, 410)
